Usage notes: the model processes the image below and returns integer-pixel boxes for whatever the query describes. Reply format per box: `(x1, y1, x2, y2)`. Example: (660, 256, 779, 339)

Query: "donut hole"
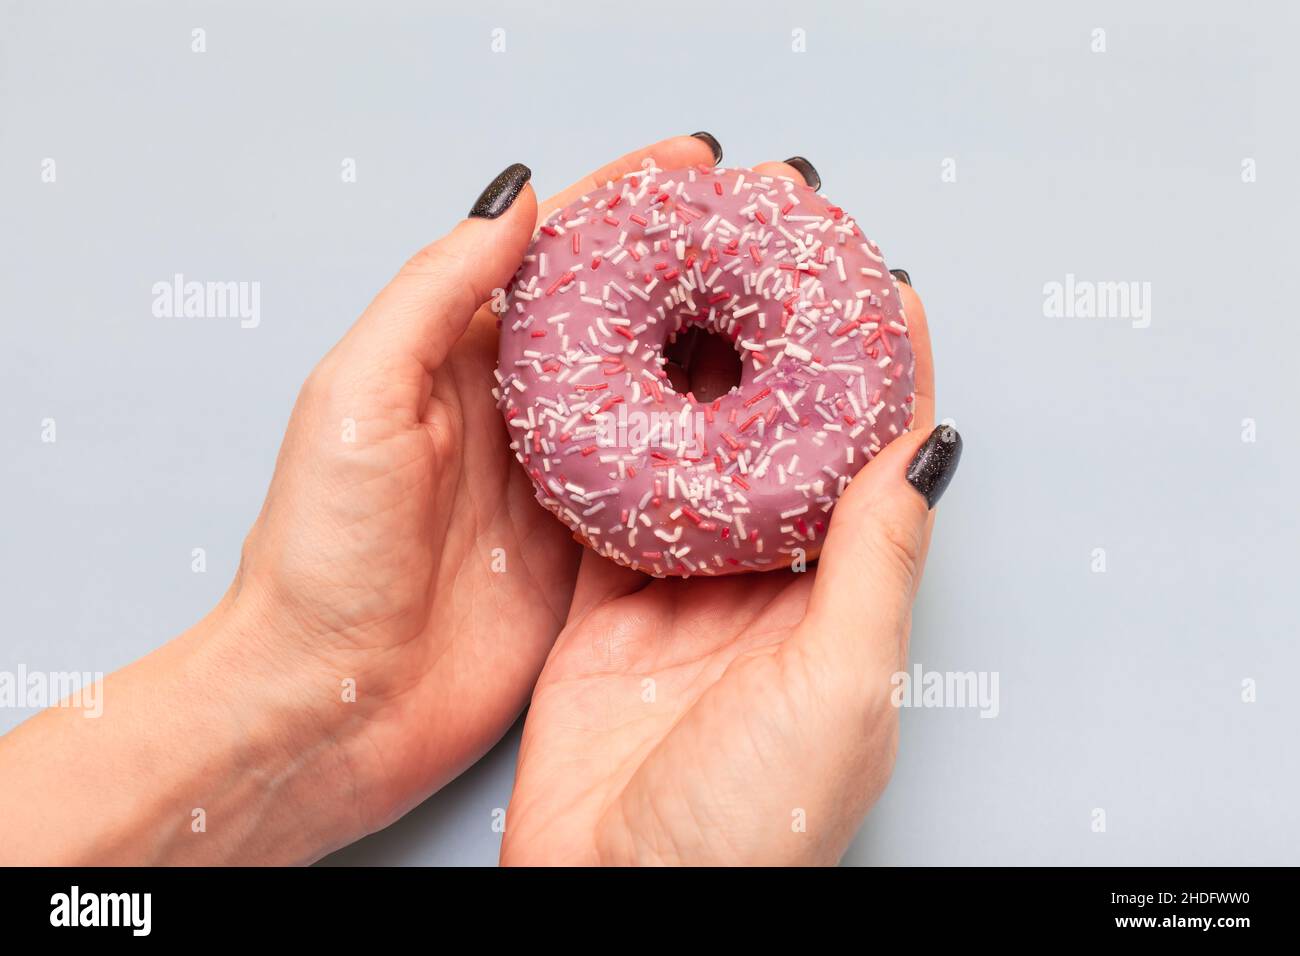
(662, 325, 744, 402)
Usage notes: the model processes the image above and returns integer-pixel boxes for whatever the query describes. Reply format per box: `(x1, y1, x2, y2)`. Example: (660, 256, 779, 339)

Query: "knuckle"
(235, 533, 256, 582)
(301, 361, 332, 397)
(401, 243, 480, 313)
(424, 397, 463, 460)
(870, 509, 925, 584)
(299, 357, 345, 409)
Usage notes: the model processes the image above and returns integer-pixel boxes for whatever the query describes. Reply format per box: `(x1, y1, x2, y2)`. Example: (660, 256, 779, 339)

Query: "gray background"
(2, 0, 1296, 865)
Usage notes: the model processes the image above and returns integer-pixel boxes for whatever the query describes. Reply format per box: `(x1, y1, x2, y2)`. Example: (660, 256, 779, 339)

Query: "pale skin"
(0, 136, 939, 866)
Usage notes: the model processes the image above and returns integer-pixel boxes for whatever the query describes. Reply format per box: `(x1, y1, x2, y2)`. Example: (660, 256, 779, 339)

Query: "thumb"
(791, 424, 963, 687)
(350, 162, 537, 373)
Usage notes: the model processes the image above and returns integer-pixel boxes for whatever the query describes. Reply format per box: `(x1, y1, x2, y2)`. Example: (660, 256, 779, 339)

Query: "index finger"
(471, 134, 719, 333)
(535, 134, 719, 225)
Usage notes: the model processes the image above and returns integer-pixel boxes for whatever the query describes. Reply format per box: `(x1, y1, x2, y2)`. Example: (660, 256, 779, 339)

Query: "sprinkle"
(496, 164, 913, 578)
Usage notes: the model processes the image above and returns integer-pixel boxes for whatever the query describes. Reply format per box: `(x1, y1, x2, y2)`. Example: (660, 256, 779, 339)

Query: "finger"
(566, 546, 650, 625)
(789, 424, 962, 687)
(536, 133, 719, 226)
(347, 163, 539, 374)
(464, 134, 721, 340)
(896, 281, 935, 432)
(749, 160, 939, 614)
(751, 159, 809, 185)
(872, 284, 935, 605)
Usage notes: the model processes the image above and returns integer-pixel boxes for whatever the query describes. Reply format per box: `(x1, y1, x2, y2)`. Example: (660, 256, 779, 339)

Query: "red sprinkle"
(545, 271, 575, 296)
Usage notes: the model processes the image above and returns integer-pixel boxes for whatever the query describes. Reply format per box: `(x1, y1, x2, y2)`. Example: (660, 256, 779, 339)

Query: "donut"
(494, 162, 915, 577)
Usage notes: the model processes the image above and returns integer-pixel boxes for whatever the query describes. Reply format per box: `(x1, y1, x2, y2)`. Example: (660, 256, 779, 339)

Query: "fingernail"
(890, 268, 912, 287)
(690, 131, 724, 164)
(469, 162, 532, 219)
(906, 425, 962, 509)
(783, 156, 821, 191)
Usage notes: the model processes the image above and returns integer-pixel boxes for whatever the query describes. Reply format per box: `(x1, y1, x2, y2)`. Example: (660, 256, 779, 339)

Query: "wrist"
(0, 597, 371, 865)
(176, 596, 374, 863)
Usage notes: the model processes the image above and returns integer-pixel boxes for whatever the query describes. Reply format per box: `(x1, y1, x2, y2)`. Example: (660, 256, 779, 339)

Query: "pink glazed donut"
(494, 163, 915, 577)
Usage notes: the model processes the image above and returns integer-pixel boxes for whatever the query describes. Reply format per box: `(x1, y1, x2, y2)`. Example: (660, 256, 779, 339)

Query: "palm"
(242, 306, 579, 827)
(427, 310, 582, 645)
(502, 563, 881, 865)
(245, 139, 725, 828)
(375, 317, 585, 810)
(410, 318, 583, 776)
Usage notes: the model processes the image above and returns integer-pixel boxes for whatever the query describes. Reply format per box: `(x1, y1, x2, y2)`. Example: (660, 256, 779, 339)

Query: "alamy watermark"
(152, 273, 261, 329)
(891, 663, 1000, 718)
(50, 886, 150, 936)
(0, 666, 103, 718)
(1043, 273, 1151, 329)
(593, 404, 709, 451)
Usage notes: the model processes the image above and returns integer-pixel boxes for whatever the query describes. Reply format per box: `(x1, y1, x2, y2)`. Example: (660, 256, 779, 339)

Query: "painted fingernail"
(468, 162, 532, 219)
(906, 425, 962, 509)
(690, 131, 724, 164)
(890, 268, 912, 287)
(784, 156, 821, 191)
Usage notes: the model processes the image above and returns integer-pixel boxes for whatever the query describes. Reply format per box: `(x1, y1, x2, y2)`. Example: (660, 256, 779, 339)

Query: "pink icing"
(495, 163, 915, 577)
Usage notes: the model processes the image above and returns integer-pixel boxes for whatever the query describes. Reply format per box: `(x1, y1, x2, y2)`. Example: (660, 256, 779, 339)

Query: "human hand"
(501, 229, 961, 865)
(0, 135, 723, 865)
(219, 135, 727, 840)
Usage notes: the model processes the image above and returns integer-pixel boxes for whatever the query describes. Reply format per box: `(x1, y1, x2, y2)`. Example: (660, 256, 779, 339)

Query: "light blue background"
(2, 0, 1296, 865)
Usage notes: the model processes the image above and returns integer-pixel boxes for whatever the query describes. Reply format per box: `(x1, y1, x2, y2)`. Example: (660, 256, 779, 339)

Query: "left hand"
(0, 135, 719, 864)
(500, 273, 960, 866)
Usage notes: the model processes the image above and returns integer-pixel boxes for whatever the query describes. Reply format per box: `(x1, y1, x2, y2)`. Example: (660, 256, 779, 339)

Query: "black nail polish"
(783, 156, 821, 191)
(469, 163, 532, 219)
(690, 131, 724, 164)
(890, 268, 912, 287)
(906, 425, 962, 509)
